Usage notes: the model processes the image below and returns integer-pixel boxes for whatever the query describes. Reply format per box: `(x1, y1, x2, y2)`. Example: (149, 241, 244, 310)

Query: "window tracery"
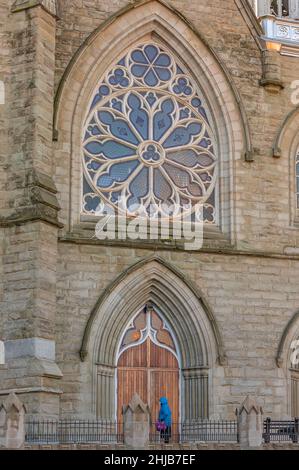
(118, 306, 177, 359)
(82, 43, 217, 222)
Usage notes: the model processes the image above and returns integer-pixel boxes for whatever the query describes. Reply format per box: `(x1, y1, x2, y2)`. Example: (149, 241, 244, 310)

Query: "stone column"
(257, 0, 271, 16)
(0, 393, 26, 449)
(289, 0, 299, 18)
(183, 368, 209, 420)
(0, 340, 4, 365)
(123, 394, 150, 449)
(96, 364, 116, 419)
(236, 396, 263, 449)
(0, 1, 62, 418)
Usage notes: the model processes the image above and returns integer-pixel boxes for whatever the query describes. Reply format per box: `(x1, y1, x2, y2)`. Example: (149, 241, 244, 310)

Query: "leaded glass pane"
(82, 43, 218, 222)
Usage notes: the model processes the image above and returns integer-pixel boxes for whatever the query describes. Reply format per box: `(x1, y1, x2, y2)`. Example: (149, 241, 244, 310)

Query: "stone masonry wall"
(1, 0, 299, 422)
(50, 0, 299, 420)
(55, 244, 298, 419)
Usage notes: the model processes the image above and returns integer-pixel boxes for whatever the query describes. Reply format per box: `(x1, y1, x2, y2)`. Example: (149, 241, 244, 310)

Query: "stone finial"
(237, 396, 263, 449)
(0, 393, 26, 449)
(124, 393, 149, 414)
(123, 394, 150, 449)
(11, 0, 58, 17)
(239, 395, 262, 415)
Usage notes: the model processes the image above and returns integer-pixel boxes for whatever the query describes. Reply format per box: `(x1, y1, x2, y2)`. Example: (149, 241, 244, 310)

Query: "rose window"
(82, 43, 217, 222)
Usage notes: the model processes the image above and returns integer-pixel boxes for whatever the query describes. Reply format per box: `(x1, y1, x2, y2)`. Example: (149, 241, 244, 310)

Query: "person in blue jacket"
(158, 397, 172, 443)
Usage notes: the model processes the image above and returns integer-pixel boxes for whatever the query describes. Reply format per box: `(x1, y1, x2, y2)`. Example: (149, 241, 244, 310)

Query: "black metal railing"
(25, 420, 123, 445)
(263, 418, 299, 443)
(150, 420, 238, 443)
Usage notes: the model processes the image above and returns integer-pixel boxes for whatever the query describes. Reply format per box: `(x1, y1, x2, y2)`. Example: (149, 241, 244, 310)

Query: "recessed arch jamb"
(276, 309, 299, 367)
(53, 0, 253, 160)
(79, 255, 226, 366)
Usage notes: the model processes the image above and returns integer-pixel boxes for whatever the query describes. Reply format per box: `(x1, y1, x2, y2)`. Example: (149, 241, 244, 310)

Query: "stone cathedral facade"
(1, 0, 299, 426)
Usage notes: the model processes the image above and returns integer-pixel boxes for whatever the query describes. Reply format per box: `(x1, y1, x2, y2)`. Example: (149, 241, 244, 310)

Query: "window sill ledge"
(59, 221, 233, 252)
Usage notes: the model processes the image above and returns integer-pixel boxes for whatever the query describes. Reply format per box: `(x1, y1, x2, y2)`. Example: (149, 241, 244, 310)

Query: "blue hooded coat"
(158, 397, 172, 427)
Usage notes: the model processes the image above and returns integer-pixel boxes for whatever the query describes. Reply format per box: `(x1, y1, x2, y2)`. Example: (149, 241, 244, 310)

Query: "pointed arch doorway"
(86, 257, 223, 421)
(116, 305, 180, 427)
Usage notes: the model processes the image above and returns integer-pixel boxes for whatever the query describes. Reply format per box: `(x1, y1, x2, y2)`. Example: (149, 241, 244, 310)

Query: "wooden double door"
(117, 337, 179, 426)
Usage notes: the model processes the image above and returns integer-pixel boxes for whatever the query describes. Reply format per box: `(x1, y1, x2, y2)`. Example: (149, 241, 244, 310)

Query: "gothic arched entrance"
(84, 256, 225, 421)
(116, 306, 180, 426)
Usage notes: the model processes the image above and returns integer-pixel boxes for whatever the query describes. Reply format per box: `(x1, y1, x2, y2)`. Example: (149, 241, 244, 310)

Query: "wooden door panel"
(118, 340, 147, 367)
(117, 368, 147, 423)
(150, 341, 178, 369)
(150, 369, 179, 426)
(117, 339, 179, 429)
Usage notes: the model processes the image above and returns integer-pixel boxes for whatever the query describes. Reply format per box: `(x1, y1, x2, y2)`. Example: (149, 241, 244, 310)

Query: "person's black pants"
(160, 426, 171, 443)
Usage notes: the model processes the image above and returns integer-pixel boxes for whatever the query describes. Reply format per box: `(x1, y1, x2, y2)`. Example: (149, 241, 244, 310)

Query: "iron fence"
(25, 417, 299, 446)
(263, 418, 299, 443)
(150, 420, 238, 443)
(26, 418, 239, 445)
(25, 419, 123, 445)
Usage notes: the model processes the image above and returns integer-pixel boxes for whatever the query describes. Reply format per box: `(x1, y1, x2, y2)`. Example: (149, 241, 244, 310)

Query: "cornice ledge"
(0, 207, 63, 229)
(259, 77, 284, 93)
(58, 234, 299, 261)
(0, 170, 63, 229)
(11, 0, 59, 18)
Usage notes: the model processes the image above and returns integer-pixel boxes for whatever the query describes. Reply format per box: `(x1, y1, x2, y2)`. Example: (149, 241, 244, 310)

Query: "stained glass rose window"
(82, 43, 217, 222)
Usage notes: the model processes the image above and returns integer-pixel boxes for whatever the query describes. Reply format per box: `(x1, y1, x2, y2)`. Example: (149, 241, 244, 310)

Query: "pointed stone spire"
(0, 392, 25, 414)
(126, 393, 149, 414)
(123, 394, 150, 449)
(239, 395, 263, 415)
(0, 393, 26, 449)
(236, 396, 263, 449)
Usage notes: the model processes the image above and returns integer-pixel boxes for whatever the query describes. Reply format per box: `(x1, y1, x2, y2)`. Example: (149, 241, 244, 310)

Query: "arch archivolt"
(277, 309, 299, 369)
(272, 107, 299, 224)
(276, 309, 299, 417)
